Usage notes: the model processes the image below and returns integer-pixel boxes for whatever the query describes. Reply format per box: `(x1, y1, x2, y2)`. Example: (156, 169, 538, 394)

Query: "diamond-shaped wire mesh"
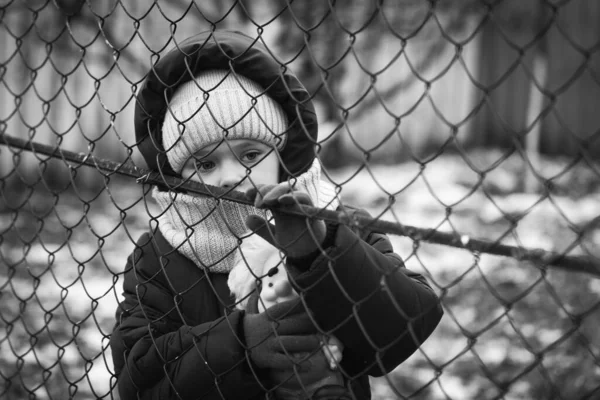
(0, 1, 599, 399)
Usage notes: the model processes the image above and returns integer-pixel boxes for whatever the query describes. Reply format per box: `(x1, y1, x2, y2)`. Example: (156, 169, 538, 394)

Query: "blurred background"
(0, 0, 599, 399)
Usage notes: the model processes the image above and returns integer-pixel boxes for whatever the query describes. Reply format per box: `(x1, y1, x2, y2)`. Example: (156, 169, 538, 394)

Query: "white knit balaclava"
(153, 160, 338, 273)
(152, 70, 339, 273)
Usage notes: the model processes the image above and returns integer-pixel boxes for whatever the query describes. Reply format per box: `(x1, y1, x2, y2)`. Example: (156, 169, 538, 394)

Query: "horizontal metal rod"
(1, 133, 598, 277)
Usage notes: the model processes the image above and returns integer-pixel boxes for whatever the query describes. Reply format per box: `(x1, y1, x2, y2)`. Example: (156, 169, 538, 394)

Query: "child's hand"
(243, 299, 320, 371)
(245, 183, 326, 258)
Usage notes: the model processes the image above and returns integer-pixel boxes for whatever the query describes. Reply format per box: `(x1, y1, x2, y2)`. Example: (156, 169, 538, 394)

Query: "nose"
(219, 160, 248, 189)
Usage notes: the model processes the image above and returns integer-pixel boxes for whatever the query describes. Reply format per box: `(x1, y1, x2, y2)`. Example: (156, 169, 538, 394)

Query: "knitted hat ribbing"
(162, 70, 289, 173)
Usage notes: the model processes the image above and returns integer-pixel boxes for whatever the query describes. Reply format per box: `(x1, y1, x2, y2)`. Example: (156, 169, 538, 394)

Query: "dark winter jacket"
(111, 218, 442, 399)
(111, 29, 443, 399)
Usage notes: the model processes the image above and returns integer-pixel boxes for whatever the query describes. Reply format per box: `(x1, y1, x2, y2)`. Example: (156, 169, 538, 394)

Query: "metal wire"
(2, 133, 596, 277)
(1, 1, 599, 399)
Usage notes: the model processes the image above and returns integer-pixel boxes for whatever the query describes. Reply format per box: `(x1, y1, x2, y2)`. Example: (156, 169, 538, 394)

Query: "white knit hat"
(161, 70, 289, 173)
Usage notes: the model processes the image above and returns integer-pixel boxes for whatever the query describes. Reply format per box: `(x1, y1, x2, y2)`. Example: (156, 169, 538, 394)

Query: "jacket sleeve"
(110, 233, 263, 400)
(287, 209, 443, 378)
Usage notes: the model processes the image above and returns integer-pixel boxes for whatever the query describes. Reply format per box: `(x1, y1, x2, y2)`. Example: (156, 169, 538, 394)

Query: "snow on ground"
(1, 150, 598, 399)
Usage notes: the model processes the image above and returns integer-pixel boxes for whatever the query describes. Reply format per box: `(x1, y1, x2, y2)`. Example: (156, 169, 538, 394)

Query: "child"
(110, 30, 443, 400)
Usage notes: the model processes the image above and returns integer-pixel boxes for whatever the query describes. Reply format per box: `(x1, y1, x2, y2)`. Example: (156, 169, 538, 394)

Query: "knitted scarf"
(152, 159, 339, 274)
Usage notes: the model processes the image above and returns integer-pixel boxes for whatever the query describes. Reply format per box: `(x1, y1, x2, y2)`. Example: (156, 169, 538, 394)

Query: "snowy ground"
(1, 149, 599, 399)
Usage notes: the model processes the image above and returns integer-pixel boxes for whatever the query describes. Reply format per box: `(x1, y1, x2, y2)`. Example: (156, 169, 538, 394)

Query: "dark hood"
(134, 30, 318, 180)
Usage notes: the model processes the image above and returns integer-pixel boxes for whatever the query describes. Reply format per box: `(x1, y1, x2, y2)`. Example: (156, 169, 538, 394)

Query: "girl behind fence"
(110, 29, 443, 400)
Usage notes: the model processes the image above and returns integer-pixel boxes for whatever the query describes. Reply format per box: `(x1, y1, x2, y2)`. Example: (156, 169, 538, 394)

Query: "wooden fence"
(0, 0, 598, 184)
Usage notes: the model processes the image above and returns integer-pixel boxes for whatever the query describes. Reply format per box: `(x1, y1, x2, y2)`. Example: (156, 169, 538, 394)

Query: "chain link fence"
(1, 0, 599, 399)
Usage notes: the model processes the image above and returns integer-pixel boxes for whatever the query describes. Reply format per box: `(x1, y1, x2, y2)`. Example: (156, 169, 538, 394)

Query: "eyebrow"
(230, 140, 269, 152)
(193, 140, 269, 157)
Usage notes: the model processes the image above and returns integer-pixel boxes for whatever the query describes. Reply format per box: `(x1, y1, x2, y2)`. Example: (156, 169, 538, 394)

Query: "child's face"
(181, 139, 279, 192)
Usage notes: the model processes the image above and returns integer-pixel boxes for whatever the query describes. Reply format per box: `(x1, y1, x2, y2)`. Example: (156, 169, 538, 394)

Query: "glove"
(245, 183, 327, 258)
(268, 346, 344, 399)
(243, 298, 321, 370)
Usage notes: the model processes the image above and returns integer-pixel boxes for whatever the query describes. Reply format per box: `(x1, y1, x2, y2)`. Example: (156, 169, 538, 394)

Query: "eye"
(195, 160, 216, 172)
(242, 150, 261, 163)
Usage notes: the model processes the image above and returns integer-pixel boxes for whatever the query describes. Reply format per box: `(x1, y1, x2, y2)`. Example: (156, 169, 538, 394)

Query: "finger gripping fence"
(1, 1, 599, 400)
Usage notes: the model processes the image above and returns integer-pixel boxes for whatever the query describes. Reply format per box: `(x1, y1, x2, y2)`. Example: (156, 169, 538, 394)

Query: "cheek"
(181, 167, 221, 187)
(252, 153, 280, 185)
(181, 168, 197, 182)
